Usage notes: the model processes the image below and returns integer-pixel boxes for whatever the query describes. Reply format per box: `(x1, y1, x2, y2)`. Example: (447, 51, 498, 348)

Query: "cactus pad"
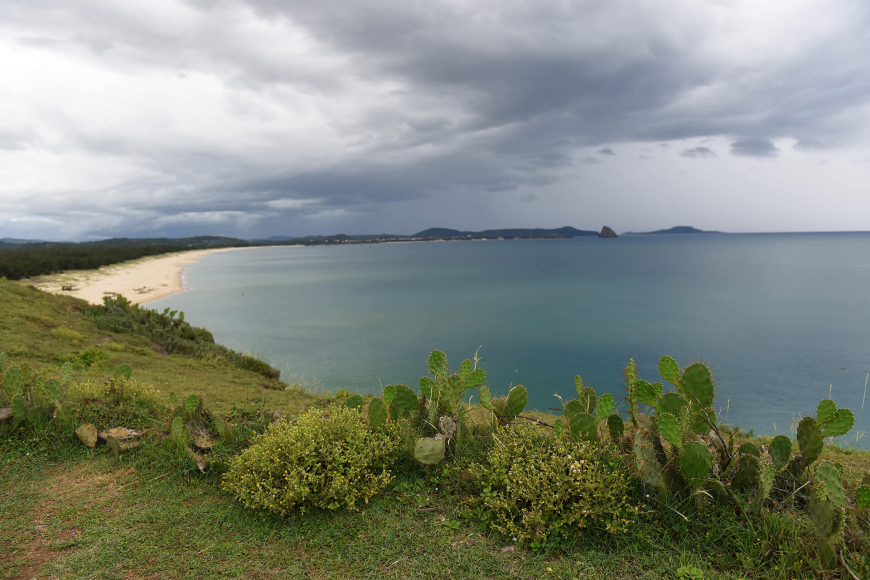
(596, 393, 615, 420)
(60, 362, 71, 385)
(681, 362, 715, 408)
(382, 384, 397, 406)
(817, 399, 837, 425)
(464, 369, 486, 389)
(656, 412, 681, 449)
(367, 397, 386, 429)
(576, 386, 597, 415)
(797, 417, 823, 467)
(427, 350, 447, 378)
(730, 455, 759, 490)
(634, 431, 664, 489)
(460, 359, 472, 380)
(3, 366, 23, 398)
(184, 395, 198, 414)
(822, 409, 854, 438)
(856, 485, 870, 511)
(391, 384, 418, 410)
(657, 392, 688, 417)
(816, 461, 847, 509)
(570, 412, 597, 441)
(768, 435, 792, 471)
(634, 380, 661, 407)
(478, 385, 493, 411)
(506, 385, 528, 417)
(11, 395, 26, 422)
(564, 400, 583, 420)
(739, 442, 760, 458)
(658, 356, 681, 387)
(554, 419, 564, 439)
(418, 376, 435, 399)
(344, 394, 364, 411)
(679, 441, 713, 486)
(45, 378, 61, 404)
(607, 414, 624, 440)
(439, 416, 457, 438)
(414, 437, 445, 465)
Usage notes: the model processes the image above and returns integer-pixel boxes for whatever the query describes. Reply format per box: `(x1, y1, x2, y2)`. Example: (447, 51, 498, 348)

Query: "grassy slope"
(2, 278, 870, 579)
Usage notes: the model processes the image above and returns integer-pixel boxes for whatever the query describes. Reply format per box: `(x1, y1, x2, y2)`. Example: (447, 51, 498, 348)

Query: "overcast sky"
(1, 0, 869, 240)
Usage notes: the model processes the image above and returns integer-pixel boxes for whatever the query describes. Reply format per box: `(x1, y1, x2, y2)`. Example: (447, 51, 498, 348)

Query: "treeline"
(0, 244, 196, 280)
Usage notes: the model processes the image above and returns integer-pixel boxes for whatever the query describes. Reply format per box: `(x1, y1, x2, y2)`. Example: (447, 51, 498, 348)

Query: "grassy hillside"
(2, 278, 870, 579)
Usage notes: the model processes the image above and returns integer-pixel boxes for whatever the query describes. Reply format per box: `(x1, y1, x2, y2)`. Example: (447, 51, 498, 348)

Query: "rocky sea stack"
(598, 226, 618, 238)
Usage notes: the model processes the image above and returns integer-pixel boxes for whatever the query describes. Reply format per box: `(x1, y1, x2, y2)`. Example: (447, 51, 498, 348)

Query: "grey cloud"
(681, 146, 716, 158)
(2, 0, 870, 238)
(730, 139, 779, 158)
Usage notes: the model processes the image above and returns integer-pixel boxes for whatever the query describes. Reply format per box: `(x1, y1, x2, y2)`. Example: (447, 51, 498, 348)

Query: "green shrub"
(51, 327, 83, 342)
(70, 378, 165, 429)
(222, 405, 402, 514)
(468, 424, 638, 546)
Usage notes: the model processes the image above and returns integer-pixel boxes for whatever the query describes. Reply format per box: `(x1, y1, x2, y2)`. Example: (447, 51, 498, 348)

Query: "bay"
(151, 233, 870, 446)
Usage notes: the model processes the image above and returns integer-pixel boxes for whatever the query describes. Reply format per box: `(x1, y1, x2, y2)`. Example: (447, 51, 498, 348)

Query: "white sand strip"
(23, 247, 244, 305)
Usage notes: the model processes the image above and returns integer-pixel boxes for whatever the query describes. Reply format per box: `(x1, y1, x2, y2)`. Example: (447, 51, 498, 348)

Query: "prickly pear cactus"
(367, 397, 386, 429)
(624, 359, 639, 427)
(418, 376, 435, 399)
(681, 362, 715, 407)
(797, 417, 824, 467)
(414, 436, 445, 465)
(607, 414, 624, 441)
(460, 359, 472, 380)
(634, 380, 661, 407)
(756, 457, 776, 511)
(679, 441, 713, 487)
(563, 400, 583, 420)
(815, 461, 847, 509)
(574, 378, 597, 414)
(657, 392, 688, 417)
(570, 413, 597, 442)
(596, 393, 615, 420)
(439, 416, 457, 439)
(634, 431, 664, 489)
(478, 385, 493, 411)
(768, 435, 792, 471)
(11, 395, 26, 424)
(730, 455, 760, 490)
(658, 356, 681, 387)
(505, 385, 527, 417)
(738, 442, 760, 458)
(344, 394, 364, 411)
(817, 399, 837, 425)
(427, 350, 448, 379)
(382, 384, 397, 406)
(656, 412, 682, 449)
(391, 384, 418, 411)
(856, 485, 870, 511)
(4, 366, 23, 398)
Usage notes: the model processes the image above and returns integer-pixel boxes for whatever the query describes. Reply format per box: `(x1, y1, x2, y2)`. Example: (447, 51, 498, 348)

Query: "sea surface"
(151, 233, 870, 446)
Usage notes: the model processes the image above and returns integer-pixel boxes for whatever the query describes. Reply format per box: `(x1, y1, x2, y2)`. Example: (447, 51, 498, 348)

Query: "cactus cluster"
(1, 355, 77, 429)
(551, 376, 620, 445)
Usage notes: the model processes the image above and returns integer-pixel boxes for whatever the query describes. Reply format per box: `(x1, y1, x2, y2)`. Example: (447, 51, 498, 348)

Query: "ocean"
(151, 233, 870, 445)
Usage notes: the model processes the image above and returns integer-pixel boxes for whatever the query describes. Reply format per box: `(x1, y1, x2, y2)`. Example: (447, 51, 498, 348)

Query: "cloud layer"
(1, 0, 870, 238)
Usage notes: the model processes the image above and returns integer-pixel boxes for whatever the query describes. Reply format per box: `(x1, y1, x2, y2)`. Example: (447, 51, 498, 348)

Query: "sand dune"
(28, 247, 245, 305)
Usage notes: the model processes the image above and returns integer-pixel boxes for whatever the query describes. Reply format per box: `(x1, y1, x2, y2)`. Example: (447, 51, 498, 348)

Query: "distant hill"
(1, 237, 45, 244)
(411, 226, 597, 239)
(624, 226, 721, 235)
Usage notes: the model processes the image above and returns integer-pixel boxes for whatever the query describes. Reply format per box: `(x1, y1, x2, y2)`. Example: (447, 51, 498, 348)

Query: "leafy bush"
(87, 296, 280, 379)
(222, 405, 403, 514)
(51, 327, 83, 342)
(468, 424, 638, 546)
(70, 377, 165, 429)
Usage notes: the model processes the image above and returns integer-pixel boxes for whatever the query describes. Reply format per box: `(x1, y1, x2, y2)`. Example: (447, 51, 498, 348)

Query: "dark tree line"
(0, 244, 195, 280)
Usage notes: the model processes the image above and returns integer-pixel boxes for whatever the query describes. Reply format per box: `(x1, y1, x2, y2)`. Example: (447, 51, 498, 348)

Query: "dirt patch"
(0, 463, 136, 580)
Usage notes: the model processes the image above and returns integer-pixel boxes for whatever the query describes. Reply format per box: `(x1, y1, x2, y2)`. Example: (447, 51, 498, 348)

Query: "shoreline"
(22, 247, 248, 305)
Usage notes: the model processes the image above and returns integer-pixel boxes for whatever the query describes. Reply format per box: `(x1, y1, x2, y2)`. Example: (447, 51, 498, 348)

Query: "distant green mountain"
(411, 226, 597, 239)
(632, 226, 721, 235)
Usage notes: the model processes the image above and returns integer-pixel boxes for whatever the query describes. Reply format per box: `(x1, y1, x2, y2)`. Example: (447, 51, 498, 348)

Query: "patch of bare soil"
(1, 463, 136, 580)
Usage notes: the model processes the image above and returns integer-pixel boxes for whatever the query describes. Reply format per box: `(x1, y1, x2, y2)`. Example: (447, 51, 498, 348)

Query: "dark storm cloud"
(2, 0, 870, 238)
(730, 139, 779, 158)
(681, 146, 716, 159)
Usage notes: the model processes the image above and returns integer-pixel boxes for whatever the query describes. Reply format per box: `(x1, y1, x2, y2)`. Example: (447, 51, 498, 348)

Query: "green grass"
(2, 277, 870, 579)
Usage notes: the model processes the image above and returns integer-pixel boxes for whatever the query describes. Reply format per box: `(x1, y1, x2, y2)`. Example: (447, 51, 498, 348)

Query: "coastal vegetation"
(2, 277, 870, 579)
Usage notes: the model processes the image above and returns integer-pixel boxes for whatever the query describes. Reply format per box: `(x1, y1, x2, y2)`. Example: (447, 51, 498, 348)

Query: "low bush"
(467, 424, 639, 547)
(222, 405, 403, 514)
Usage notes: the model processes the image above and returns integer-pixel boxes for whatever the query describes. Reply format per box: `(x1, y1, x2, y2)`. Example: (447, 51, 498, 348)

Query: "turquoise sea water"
(151, 233, 870, 445)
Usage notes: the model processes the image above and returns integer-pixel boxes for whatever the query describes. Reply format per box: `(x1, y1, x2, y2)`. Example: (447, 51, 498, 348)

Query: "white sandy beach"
(26, 247, 245, 305)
